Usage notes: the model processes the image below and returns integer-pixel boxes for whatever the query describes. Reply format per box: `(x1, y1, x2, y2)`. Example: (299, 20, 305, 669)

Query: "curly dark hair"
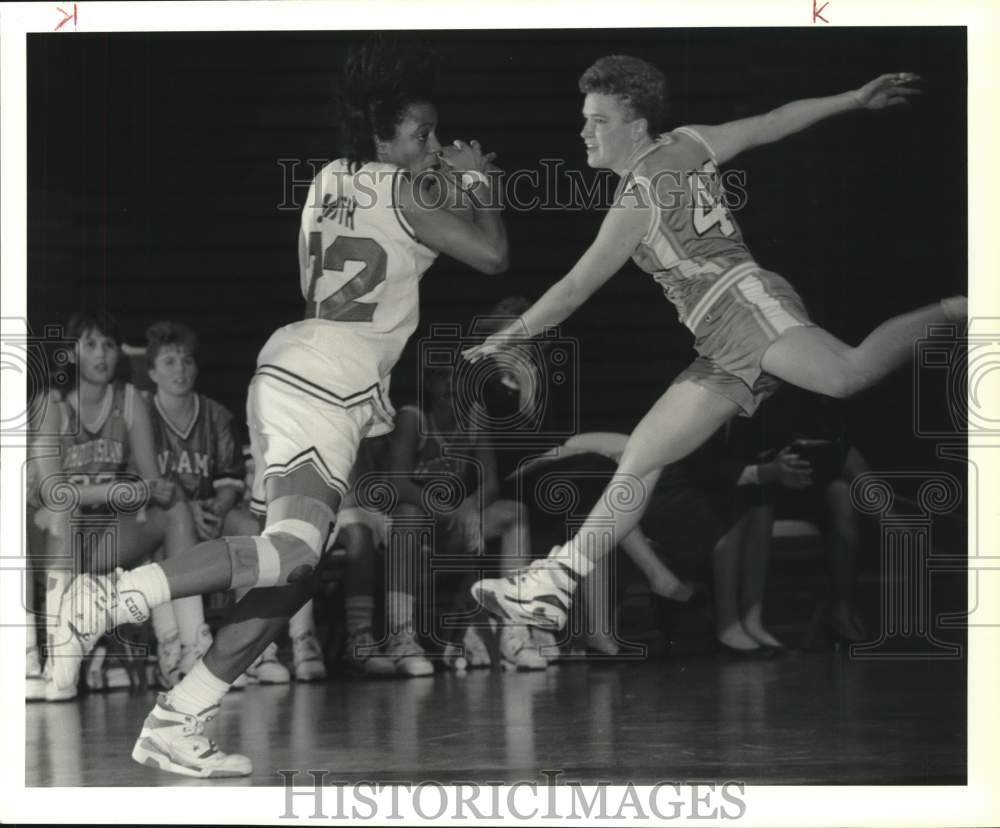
(578, 55, 668, 136)
(336, 37, 440, 172)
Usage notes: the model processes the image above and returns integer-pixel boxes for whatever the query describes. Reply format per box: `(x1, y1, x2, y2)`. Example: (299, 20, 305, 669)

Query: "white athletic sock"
(289, 599, 318, 638)
(387, 591, 414, 633)
(173, 596, 207, 650)
(548, 537, 596, 586)
(167, 659, 230, 716)
(117, 563, 170, 615)
(343, 596, 373, 638)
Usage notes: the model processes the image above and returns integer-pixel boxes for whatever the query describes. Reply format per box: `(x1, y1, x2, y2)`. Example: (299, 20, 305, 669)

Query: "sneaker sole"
(294, 662, 328, 682)
(345, 660, 395, 678)
(501, 657, 548, 672)
(132, 737, 251, 779)
(49, 641, 86, 693)
(471, 583, 564, 631)
(393, 662, 434, 677)
(250, 672, 291, 685)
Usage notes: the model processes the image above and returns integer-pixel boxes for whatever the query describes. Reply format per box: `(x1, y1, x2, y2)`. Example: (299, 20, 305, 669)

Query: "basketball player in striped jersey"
(50, 40, 508, 778)
(466, 58, 966, 630)
(145, 320, 300, 687)
(30, 312, 192, 699)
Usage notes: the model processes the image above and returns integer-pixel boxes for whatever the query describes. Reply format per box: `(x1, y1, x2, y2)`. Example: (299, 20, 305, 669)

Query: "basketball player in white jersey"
(465, 57, 966, 632)
(50, 40, 508, 778)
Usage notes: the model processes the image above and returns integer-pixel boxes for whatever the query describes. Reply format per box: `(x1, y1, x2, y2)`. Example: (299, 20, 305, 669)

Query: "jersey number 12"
(306, 233, 388, 322)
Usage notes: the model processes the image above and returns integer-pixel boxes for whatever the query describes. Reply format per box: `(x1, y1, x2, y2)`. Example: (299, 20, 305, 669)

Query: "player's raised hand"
(439, 139, 495, 173)
(854, 73, 923, 110)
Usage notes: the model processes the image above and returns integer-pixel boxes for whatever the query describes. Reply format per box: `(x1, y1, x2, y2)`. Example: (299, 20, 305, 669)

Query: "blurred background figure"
(735, 388, 873, 649)
(30, 311, 189, 700)
(385, 362, 542, 672)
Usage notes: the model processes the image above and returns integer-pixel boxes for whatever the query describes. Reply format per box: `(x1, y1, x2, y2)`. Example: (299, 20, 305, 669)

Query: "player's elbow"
(478, 246, 509, 275)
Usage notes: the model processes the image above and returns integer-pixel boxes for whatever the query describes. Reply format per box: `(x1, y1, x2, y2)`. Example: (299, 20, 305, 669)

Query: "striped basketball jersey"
(149, 392, 245, 502)
(618, 127, 756, 330)
(256, 160, 438, 422)
(59, 382, 135, 486)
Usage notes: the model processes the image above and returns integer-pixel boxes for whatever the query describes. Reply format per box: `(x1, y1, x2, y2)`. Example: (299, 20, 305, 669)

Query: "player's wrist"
(757, 462, 777, 485)
(459, 170, 490, 190)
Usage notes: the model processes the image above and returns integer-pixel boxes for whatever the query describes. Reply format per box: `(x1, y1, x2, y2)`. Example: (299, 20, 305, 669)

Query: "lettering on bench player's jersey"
(60, 382, 133, 484)
(157, 448, 210, 479)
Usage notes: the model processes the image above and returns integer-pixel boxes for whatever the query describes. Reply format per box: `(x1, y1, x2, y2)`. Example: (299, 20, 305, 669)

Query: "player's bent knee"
(264, 523, 324, 583)
(225, 501, 334, 589)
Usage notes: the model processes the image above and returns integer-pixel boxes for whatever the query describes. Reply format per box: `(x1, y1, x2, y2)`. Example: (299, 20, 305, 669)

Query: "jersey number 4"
(690, 163, 735, 237)
(306, 233, 388, 322)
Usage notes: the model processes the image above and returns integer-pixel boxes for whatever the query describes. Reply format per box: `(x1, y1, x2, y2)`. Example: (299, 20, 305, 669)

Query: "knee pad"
(226, 495, 335, 589)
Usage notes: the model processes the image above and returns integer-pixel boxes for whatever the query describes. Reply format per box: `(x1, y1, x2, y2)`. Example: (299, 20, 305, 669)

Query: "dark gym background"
(27, 28, 966, 472)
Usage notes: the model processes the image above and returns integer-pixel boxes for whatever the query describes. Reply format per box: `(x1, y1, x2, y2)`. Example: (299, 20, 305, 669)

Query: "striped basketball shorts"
(247, 372, 380, 514)
(675, 265, 813, 416)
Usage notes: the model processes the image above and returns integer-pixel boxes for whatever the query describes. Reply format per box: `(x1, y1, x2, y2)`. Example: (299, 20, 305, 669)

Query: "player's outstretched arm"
(688, 72, 922, 164)
(463, 197, 650, 362)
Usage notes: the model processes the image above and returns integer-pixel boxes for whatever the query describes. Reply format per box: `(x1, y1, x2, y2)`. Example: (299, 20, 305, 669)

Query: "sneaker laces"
(502, 624, 531, 656)
(295, 629, 320, 647)
(180, 713, 207, 738)
(344, 628, 375, 657)
(388, 628, 424, 657)
(463, 626, 489, 656)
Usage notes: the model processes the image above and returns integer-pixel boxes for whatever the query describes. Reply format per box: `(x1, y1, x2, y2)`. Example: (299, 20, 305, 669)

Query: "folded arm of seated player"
(682, 72, 922, 165)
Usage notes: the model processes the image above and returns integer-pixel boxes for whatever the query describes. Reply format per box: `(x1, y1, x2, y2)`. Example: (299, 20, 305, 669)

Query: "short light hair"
(578, 55, 668, 135)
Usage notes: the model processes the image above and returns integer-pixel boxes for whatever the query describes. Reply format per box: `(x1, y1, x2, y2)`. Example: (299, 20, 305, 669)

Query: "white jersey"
(256, 160, 438, 425)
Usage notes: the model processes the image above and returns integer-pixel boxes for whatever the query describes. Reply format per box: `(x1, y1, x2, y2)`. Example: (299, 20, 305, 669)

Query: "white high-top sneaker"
(471, 556, 573, 631)
(48, 570, 150, 691)
(499, 623, 547, 671)
(245, 642, 290, 684)
(292, 630, 330, 681)
(131, 693, 252, 778)
(382, 626, 434, 677)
